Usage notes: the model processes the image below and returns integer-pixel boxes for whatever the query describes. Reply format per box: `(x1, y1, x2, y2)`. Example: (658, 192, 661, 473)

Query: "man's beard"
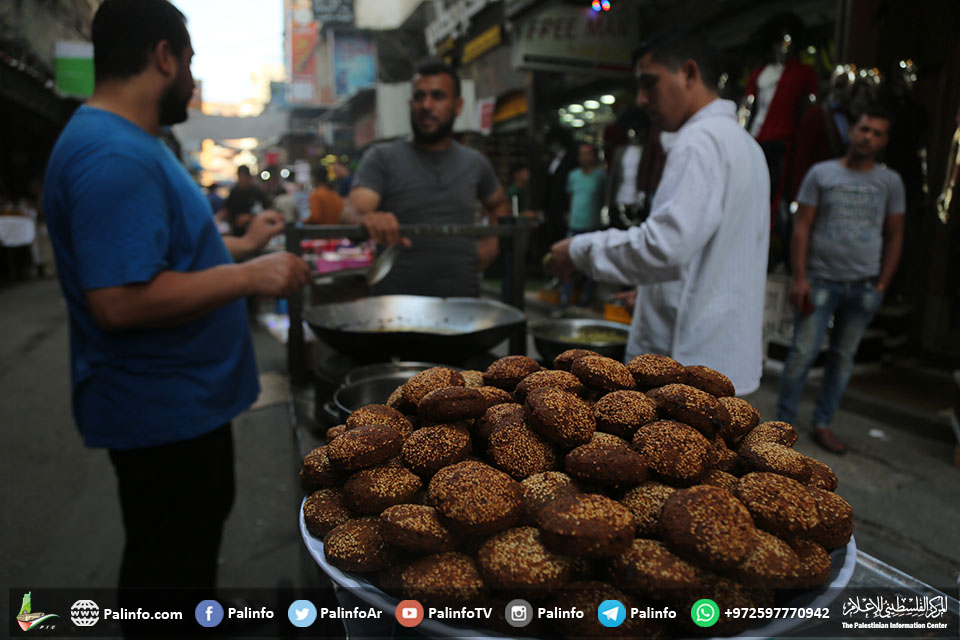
(159, 82, 190, 126)
(411, 111, 455, 144)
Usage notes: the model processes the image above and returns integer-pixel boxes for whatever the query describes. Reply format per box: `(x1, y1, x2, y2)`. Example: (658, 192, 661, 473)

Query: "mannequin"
(744, 22, 819, 214)
(606, 109, 648, 228)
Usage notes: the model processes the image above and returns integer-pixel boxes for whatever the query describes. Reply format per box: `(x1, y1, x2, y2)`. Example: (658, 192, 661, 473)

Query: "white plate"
(300, 499, 857, 639)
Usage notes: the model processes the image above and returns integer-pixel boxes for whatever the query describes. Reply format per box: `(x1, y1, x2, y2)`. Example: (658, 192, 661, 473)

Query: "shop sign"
(511, 3, 637, 75)
(313, 0, 353, 25)
(332, 32, 377, 98)
(476, 96, 495, 134)
(55, 41, 94, 97)
(493, 91, 527, 123)
(287, 0, 321, 104)
(462, 25, 502, 65)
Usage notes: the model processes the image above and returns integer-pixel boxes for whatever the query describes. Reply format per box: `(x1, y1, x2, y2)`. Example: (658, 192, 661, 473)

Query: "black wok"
(304, 295, 526, 363)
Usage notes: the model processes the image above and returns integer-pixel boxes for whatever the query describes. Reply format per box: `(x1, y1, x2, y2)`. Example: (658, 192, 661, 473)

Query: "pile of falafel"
(300, 351, 852, 638)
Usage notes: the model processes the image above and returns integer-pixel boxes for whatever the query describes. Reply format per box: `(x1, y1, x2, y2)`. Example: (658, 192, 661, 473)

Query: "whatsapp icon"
(691, 599, 719, 627)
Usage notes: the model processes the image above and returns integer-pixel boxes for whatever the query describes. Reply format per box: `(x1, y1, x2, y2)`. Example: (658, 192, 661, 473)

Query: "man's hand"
(362, 211, 411, 247)
(548, 238, 577, 281)
(789, 277, 813, 313)
(240, 252, 312, 297)
(234, 212, 253, 231)
(612, 288, 638, 308)
(244, 210, 286, 250)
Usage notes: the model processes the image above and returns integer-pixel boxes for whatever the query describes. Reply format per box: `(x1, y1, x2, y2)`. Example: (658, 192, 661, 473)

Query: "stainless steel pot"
(323, 372, 416, 424)
(342, 361, 453, 386)
(531, 318, 631, 363)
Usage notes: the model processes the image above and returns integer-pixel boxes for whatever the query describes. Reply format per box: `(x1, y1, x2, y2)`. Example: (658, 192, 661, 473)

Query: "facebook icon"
(195, 600, 224, 627)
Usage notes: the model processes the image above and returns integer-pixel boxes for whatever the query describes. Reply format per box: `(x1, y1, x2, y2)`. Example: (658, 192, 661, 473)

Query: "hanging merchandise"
(935, 106, 960, 225)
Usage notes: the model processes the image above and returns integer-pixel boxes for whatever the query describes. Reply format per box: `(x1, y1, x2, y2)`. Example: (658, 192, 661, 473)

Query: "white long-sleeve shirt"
(570, 99, 770, 394)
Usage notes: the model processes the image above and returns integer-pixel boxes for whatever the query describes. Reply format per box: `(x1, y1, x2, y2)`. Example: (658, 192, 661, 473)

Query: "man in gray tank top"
(341, 60, 509, 297)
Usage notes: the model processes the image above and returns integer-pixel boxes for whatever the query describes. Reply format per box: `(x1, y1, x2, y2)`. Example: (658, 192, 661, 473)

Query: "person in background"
(549, 25, 770, 394)
(204, 181, 224, 215)
(220, 164, 269, 235)
(41, 0, 311, 613)
(561, 143, 608, 307)
(333, 159, 353, 197)
(506, 164, 536, 218)
(340, 59, 509, 297)
(776, 107, 905, 454)
(271, 175, 303, 223)
(307, 165, 344, 225)
(542, 127, 578, 248)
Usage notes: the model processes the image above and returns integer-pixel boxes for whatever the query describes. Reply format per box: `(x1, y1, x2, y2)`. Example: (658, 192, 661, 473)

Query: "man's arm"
(551, 143, 730, 287)
(789, 203, 817, 310)
(875, 213, 905, 292)
(221, 210, 285, 261)
(85, 252, 311, 331)
(478, 185, 510, 271)
(340, 186, 411, 248)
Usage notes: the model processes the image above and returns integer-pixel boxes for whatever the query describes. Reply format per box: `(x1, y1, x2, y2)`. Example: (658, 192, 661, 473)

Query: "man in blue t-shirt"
(43, 0, 311, 597)
(561, 144, 608, 306)
(776, 107, 905, 454)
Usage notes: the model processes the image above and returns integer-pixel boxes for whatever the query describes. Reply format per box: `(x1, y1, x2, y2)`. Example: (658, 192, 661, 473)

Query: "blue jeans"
(776, 278, 884, 427)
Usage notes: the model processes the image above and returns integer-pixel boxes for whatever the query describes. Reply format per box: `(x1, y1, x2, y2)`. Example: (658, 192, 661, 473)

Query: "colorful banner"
(332, 32, 376, 98)
(286, 0, 321, 104)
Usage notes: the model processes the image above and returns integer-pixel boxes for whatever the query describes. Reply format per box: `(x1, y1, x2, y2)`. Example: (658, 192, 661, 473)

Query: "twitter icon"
(288, 600, 317, 627)
(597, 600, 626, 628)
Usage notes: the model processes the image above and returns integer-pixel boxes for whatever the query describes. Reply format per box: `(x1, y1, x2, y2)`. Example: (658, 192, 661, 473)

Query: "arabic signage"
(313, 0, 354, 25)
(462, 24, 502, 65)
(510, 3, 637, 76)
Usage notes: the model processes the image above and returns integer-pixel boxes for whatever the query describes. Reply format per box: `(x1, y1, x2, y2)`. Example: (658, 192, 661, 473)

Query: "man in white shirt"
(549, 26, 770, 394)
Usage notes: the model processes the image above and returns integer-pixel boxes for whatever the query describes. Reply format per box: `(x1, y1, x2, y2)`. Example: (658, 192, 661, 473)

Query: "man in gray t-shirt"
(342, 60, 508, 298)
(777, 109, 906, 454)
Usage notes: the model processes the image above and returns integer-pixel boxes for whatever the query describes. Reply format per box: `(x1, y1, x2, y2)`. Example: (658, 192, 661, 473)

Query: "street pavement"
(2, 277, 958, 632)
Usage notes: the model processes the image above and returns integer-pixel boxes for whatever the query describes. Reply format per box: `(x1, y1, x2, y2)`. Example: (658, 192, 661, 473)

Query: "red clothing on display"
(745, 58, 819, 143)
(790, 102, 847, 200)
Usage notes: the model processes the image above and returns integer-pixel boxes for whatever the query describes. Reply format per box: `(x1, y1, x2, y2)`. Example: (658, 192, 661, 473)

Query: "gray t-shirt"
(353, 139, 499, 297)
(797, 159, 905, 282)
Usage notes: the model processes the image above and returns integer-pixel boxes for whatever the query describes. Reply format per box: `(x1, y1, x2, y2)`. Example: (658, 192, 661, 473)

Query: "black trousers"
(108, 424, 235, 591)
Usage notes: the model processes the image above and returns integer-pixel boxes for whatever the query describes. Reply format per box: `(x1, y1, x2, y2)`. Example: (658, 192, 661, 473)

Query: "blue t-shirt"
(566, 168, 608, 231)
(44, 106, 259, 449)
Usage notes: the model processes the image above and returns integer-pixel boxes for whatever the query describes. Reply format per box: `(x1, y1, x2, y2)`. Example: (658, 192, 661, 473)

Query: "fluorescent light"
(600, 94, 615, 104)
(584, 100, 600, 109)
(571, 119, 585, 127)
(568, 104, 584, 113)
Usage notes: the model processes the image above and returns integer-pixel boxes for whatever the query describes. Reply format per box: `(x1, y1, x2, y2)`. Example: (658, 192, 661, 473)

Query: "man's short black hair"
(633, 25, 722, 91)
(312, 165, 329, 185)
(237, 165, 252, 177)
(414, 59, 461, 97)
(856, 104, 895, 128)
(92, 0, 190, 83)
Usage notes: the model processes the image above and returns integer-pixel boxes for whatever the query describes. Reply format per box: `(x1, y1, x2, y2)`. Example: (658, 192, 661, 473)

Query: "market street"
(2, 277, 958, 623)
